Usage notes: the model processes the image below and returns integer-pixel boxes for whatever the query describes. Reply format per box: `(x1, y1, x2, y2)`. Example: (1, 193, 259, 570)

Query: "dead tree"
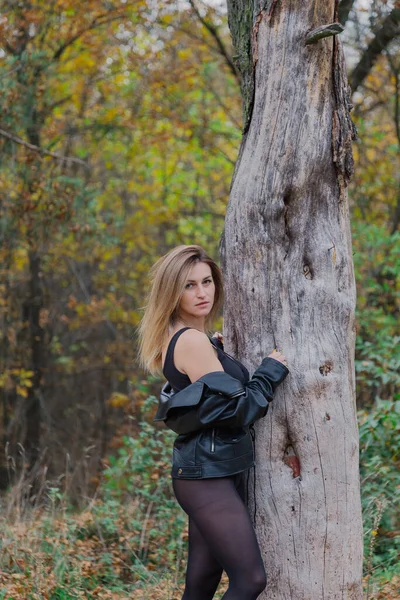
(221, 2, 363, 597)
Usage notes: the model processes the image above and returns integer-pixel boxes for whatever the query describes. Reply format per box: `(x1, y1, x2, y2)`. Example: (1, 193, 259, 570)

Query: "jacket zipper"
(211, 428, 215, 452)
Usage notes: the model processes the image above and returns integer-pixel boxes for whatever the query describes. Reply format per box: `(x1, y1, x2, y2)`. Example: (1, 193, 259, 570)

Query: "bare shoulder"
(176, 328, 210, 349)
(175, 328, 223, 381)
(174, 328, 214, 362)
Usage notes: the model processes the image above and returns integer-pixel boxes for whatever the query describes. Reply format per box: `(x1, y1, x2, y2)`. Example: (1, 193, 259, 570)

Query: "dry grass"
(0, 504, 229, 600)
(0, 508, 398, 599)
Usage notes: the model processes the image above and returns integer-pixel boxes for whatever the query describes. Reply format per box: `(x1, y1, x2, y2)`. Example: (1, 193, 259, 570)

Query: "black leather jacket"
(154, 357, 289, 479)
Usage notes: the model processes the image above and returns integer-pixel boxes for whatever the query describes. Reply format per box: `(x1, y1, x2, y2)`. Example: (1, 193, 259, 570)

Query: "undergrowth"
(0, 396, 399, 599)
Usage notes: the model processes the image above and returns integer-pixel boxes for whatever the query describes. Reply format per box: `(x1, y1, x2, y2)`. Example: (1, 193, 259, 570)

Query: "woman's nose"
(197, 285, 206, 297)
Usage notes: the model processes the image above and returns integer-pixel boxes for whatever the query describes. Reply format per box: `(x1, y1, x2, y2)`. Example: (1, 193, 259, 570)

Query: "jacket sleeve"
(163, 357, 289, 434)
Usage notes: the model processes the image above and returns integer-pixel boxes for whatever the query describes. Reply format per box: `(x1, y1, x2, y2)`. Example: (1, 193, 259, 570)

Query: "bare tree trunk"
(222, 1, 363, 598)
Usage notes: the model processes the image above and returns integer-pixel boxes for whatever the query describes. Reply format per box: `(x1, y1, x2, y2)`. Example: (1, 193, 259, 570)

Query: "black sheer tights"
(172, 474, 266, 600)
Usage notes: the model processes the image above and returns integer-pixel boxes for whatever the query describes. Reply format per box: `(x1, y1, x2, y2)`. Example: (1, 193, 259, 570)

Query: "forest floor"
(0, 510, 399, 600)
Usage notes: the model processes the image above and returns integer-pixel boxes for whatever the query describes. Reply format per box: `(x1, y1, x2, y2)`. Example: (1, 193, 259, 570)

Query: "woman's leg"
(173, 475, 266, 600)
(182, 517, 223, 600)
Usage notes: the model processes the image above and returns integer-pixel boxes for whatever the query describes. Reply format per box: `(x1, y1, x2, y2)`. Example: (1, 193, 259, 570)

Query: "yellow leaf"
(107, 392, 130, 408)
(17, 385, 28, 398)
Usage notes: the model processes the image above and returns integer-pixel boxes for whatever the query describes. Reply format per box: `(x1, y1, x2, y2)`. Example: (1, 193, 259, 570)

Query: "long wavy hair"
(138, 245, 223, 375)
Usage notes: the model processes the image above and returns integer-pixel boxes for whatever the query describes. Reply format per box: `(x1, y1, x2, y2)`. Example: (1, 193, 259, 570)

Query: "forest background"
(0, 0, 399, 598)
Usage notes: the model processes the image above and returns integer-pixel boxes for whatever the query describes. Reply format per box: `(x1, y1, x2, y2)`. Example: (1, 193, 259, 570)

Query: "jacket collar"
(155, 371, 245, 422)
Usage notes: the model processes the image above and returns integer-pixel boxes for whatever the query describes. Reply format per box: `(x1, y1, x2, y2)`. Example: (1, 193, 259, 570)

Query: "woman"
(138, 245, 289, 600)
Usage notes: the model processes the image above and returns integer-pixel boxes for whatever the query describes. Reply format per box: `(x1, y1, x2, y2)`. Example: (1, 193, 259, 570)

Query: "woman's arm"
(161, 329, 289, 433)
(161, 358, 289, 434)
(196, 358, 289, 429)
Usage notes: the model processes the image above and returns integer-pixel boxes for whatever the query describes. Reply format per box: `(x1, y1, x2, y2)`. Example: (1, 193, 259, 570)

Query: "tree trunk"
(24, 250, 45, 472)
(222, 1, 363, 598)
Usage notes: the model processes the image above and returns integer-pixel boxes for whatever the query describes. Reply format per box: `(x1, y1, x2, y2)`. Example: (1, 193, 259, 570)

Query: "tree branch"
(0, 127, 89, 168)
(0, 64, 22, 80)
(350, 8, 400, 92)
(338, 0, 356, 26)
(53, 13, 124, 61)
(188, 0, 239, 82)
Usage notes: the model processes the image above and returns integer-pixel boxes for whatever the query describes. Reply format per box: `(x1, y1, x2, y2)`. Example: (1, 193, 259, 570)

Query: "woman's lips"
(196, 302, 209, 307)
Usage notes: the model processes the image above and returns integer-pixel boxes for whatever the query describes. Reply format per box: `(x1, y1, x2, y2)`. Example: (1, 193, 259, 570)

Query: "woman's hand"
(268, 349, 288, 367)
(212, 331, 224, 343)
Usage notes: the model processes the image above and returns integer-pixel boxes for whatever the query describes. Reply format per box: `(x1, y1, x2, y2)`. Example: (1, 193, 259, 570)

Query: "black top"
(162, 327, 250, 392)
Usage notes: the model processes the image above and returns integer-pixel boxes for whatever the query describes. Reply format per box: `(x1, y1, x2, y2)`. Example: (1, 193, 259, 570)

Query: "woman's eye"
(185, 279, 211, 289)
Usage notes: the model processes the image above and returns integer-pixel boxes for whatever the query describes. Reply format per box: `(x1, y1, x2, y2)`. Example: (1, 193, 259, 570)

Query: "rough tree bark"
(221, 1, 363, 598)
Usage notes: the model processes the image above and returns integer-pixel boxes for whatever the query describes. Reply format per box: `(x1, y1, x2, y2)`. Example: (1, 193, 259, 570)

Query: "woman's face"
(178, 261, 215, 322)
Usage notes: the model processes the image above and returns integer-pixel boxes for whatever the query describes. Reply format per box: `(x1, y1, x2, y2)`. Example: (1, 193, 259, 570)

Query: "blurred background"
(0, 1, 399, 598)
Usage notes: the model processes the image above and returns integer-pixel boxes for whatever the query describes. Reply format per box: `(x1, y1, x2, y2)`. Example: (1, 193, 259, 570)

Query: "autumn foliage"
(0, 0, 399, 598)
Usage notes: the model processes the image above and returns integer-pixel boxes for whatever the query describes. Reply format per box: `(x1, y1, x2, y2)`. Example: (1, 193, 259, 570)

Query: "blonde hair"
(138, 245, 223, 375)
